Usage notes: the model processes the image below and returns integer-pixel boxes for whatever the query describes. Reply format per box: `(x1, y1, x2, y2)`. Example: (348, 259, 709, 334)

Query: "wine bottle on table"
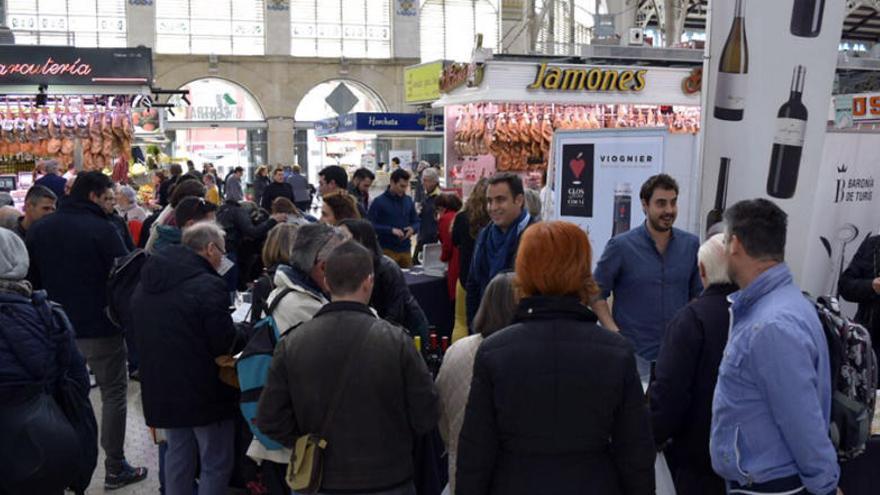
(612, 182, 632, 237)
(714, 0, 748, 121)
(441, 336, 449, 357)
(705, 157, 730, 232)
(791, 0, 824, 38)
(767, 65, 808, 199)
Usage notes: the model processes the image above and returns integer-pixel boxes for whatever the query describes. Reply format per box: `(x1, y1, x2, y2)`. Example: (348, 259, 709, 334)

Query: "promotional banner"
(700, 0, 847, 282)
(552, 129, 665, 262)
(801, 132, 879, 314)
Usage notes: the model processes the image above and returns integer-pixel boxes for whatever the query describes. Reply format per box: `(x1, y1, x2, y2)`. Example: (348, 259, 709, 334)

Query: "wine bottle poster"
(699, 0, 846, 287)
(559, 143, 596, 218)
(552, 129, 665, 266)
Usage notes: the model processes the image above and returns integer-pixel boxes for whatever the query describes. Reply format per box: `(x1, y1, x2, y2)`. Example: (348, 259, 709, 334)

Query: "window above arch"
(290, 0, 392, 59)
(156, 0, 265, 55)
(7, 0, 127, 47)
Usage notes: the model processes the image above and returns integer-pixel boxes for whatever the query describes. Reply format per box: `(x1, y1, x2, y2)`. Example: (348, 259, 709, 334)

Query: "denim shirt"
(710, 263, 838, 494)
(593, 223, 702, 360)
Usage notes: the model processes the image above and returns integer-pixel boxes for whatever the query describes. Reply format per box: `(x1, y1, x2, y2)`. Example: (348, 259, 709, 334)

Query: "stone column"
(126, 0, 155, 48)
(606, 0, 638, 39)
(265, 1, 290, 56)
(393, 1, 420, 59)
(267, 117, 295, 167)
(501, 0, 532, 54)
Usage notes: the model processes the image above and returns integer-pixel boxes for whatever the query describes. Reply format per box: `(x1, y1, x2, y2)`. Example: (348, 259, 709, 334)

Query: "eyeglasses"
(210, 242, 226, 255)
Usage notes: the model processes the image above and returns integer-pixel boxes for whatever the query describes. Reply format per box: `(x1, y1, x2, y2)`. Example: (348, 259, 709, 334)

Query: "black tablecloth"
(839, 436, 880, 495)
(404, 271, 454, 337)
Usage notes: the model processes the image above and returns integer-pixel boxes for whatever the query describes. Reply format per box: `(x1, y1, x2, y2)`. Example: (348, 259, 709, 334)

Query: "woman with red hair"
(456, 221, 655, 495)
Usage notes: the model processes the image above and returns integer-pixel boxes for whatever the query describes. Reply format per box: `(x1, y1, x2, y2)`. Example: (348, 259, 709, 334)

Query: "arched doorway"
(166, 77, 268, 181)
(293, 79, 387, 183)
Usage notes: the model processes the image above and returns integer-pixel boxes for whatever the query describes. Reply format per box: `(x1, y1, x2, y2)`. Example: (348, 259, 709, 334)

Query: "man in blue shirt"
(593, 174, 702, 361)
(710, 199, 839, 495)
(368, 168, 419, 268)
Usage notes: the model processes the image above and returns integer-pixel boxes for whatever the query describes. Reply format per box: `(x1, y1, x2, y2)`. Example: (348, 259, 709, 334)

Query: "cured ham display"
(0, 97, 134, 172)
(452, 103, 701, 172)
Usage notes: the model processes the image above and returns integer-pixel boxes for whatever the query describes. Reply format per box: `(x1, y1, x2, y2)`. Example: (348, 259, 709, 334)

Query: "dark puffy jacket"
(26, 198, 128, 339)
(372, 255, 429, 338)
(216, 200, 277, 254)
(0, 290, 89, 401)
(109, 212, 135, 251)
(257, 301, 438, 492)
(131, 244, 240, 428)
(457, 295, 655, 495)
(648, 284, 737, 495)
(839, 234, 880, 357)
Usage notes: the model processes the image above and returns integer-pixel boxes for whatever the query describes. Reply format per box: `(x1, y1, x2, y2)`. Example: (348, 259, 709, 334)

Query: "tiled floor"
(87, 380, 160, 494)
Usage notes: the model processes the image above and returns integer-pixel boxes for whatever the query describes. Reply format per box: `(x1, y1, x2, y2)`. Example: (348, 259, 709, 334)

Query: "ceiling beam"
(846, 9, 879, 33)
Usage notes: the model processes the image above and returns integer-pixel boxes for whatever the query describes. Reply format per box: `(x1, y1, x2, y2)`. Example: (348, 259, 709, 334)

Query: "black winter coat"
(452, 212, 476, 287)
(648, 284, 737, 495)
(839, 235, 880, 356)
(372, 255, 429, 338)
(217, 200, 277, 254)
(26, 199, 128, 339)
(260, 182, 295, 212)
(131, 245, 240, 428)
(418, 191, 439, 245)
(456, 295, 655, 495)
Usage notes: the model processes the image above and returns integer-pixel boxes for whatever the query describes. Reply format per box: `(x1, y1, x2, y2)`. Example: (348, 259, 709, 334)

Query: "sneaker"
(105, 461, 148, 490)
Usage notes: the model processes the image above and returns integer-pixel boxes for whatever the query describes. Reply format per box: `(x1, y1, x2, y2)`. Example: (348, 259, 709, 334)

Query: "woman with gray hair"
(648, 233, 737, 495)
(0, 228, 92, 494)
(116, 185, 147, 223)
(435, 272, 518, 495)
(523, 188, 542, 222)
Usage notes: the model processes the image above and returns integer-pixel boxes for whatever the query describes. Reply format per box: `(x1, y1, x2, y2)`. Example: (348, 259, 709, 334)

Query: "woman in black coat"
(339, 219, 429, 339)
(456, 221, 655, 495)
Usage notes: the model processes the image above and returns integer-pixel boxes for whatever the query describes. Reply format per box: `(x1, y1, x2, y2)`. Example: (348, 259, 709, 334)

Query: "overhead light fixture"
(167, 108, 175, 117)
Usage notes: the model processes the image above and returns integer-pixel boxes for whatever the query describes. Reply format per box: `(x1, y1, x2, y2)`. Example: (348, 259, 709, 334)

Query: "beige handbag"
(286, 326, 372, 493)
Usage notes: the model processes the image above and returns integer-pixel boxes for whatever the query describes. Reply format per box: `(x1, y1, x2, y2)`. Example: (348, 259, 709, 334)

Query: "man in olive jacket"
(257, 241, 438, 494)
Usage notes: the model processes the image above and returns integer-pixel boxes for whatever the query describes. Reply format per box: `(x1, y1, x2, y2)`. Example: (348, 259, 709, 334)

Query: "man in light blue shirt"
(711, 198, 840, 495)
(593, 174, 702, 361)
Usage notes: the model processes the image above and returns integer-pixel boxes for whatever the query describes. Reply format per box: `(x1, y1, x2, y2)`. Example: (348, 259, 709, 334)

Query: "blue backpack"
(236, 287, 296, 450)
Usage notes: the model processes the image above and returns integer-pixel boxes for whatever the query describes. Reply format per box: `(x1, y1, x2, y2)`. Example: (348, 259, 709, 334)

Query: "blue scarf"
(482, 209, 530, 282)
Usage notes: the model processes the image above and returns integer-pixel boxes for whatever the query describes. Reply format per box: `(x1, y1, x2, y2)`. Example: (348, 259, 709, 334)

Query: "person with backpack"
(0, 228, 96, 495)
(711, 199, 841, 495)
(131, 222, 243, 495)
(241, 223, 347, 494)
(248, 223, 300, 326)
(839, 233, 880, 358)
(256, 241, 438, 495)
(648, 234, 736, 495)
(25, 171, 148, 490)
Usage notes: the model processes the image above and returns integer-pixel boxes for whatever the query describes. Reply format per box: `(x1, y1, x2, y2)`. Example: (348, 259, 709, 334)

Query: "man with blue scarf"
(466, 173, 535, 325)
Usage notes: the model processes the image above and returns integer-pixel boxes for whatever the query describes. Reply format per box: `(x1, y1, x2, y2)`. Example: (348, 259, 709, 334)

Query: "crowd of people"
(0, 155, 873, 495)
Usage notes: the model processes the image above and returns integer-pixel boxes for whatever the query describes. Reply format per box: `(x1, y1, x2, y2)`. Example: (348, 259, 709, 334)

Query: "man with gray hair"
(34, 159, 66, 198)
(245, 222, 350, 489)
(414, 166, 441, 265)
(648, 233, 737, 495)
(132, 221, 241, 495)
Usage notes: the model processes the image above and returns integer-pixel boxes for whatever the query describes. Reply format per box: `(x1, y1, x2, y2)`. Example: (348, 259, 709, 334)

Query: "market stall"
(433, 56, 703, 200)
(0, 45, 153, 206)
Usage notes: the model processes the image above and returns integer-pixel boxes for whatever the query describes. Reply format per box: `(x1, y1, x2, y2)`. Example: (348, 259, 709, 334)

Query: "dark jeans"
(165, 419, 234, 495)
(76, 335, 128, 473)
(727, 475, 806, 494)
